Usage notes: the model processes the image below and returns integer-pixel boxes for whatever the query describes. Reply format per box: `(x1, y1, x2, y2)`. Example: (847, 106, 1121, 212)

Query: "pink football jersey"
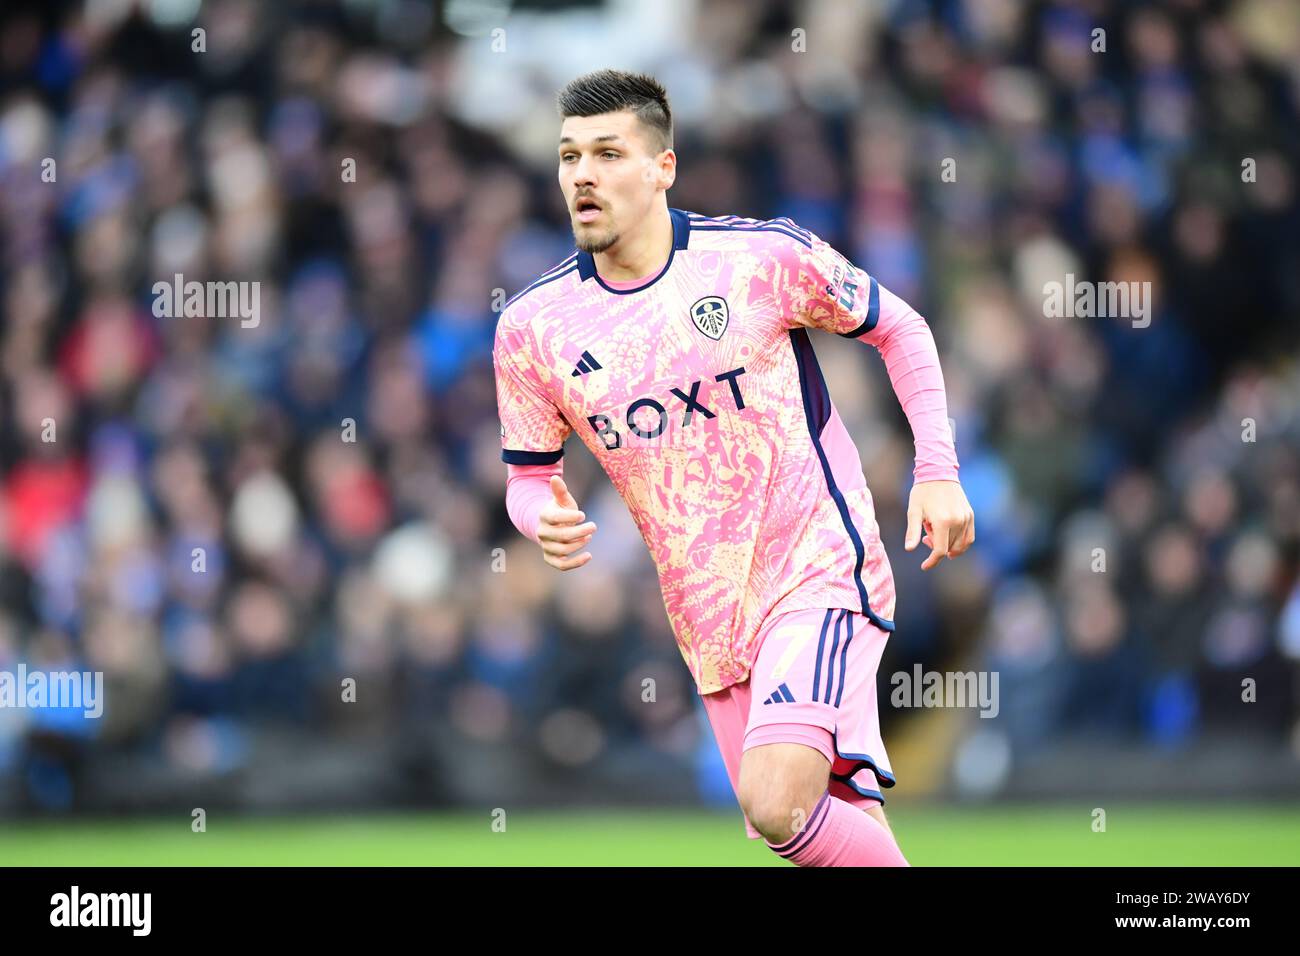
(493, 209, 957, 694)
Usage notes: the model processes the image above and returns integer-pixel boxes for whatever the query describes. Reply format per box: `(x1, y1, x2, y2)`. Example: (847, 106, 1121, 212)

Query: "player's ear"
(657, 148, 676, 191)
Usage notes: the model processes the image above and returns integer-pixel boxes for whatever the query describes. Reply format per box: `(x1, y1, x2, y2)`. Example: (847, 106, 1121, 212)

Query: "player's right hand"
(537, 475, 597, 571)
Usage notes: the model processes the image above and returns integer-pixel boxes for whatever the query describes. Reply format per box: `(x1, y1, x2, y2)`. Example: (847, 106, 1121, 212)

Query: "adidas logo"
(761, 683, 795, 705)
(570, 350, 603, 377)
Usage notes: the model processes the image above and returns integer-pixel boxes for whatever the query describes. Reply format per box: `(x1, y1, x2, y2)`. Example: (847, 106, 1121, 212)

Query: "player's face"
(558, 111, 669, 255)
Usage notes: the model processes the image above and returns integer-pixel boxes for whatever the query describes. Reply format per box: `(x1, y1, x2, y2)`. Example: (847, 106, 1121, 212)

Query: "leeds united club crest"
(690, 296, 729, 340)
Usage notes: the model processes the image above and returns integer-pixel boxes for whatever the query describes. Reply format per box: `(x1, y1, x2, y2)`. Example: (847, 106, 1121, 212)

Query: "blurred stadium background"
(1, 0, 1299, 865)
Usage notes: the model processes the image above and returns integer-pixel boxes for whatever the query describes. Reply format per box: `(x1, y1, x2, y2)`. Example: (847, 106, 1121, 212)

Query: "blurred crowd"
(1, 0, 1299, 812)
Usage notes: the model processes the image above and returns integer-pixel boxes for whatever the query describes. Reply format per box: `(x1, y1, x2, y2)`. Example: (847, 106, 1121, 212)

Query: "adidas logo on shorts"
(761, 682, 796, 705)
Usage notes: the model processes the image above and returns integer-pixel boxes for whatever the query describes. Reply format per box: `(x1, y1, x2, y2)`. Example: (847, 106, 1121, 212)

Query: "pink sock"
(765, 792, 910, 866)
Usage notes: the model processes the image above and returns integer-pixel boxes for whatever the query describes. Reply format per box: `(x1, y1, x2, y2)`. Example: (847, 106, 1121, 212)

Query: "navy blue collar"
(576, 207, 691, 294)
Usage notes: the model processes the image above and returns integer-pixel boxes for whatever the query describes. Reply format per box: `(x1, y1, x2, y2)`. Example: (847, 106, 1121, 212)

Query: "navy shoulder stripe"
(766, 216, 813, 241)
(537, 251, 579, 278)
(689, 222, 812, 248)
(503, 256, 579, 311)
(686, 212, 813, 243)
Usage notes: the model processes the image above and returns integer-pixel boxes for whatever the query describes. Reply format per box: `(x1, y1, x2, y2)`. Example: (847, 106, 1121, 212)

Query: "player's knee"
(739, 784, 821, 845)
(738, 743, 831, 843)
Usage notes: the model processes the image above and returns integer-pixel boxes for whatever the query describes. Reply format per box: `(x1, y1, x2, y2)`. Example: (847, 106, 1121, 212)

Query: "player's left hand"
(905, 480, 974, 571)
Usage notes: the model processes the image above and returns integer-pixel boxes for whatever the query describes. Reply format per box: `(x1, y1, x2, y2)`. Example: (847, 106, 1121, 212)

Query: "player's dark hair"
(556, 69, 673, 154)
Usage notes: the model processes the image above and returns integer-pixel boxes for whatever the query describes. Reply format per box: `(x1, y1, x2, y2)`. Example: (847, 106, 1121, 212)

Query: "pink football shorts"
(701, 606, 896, 839)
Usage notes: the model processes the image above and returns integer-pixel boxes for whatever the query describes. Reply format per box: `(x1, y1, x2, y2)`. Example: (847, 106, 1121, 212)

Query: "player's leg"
(735, 740, 831, 843)
(865, 803, 894, 837)
(698, 680, 764, 838)
(739, 606, 908, 865)
(737, 738, 908, 866)
(833, 778, 895, 835)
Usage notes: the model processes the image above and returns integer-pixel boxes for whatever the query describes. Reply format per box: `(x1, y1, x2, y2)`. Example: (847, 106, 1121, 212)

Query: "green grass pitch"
(1, 803, 1296, 866)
